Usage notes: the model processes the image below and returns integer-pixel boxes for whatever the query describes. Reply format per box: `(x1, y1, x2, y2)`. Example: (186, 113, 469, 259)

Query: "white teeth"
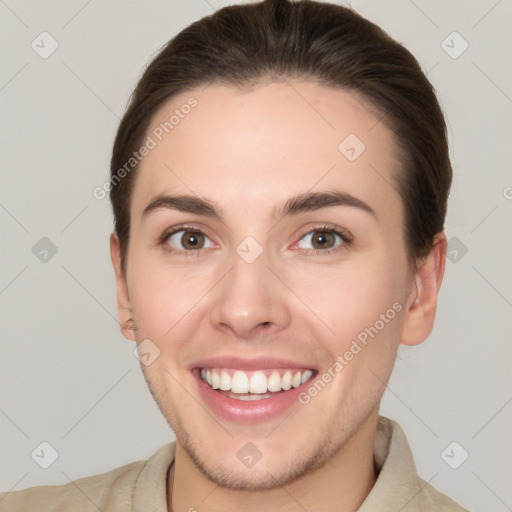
(267, 371, 282, 392)
(219, 371, 231, 391)
(211, 370, 220, 389)
(292, 371, 302, 388)
(231, 370, 249, 393)
(281, 371, 292, 391)
(200, 368, 315, 394)
(225, 391, 273, 401)
(249, 372, 268, 393)
(301, 369, 313, 384)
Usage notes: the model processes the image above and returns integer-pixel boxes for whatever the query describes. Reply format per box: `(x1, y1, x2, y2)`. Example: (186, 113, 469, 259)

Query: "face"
(111, 80, 440, 490)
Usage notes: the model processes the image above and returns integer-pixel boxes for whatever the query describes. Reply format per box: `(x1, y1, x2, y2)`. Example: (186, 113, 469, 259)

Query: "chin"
(179, 430, 330, 491)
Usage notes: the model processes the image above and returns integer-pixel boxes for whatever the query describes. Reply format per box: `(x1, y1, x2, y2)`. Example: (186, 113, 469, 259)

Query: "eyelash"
(296, 224, 352, 256)
(158, 223, 352, 257)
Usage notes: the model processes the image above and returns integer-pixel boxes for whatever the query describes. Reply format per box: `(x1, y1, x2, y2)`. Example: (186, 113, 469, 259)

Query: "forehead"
(131, 80, 403, 225)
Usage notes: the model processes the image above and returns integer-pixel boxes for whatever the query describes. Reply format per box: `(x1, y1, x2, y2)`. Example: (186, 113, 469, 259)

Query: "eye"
(165, 228, 214, 251)
(296, 226, 349, 253)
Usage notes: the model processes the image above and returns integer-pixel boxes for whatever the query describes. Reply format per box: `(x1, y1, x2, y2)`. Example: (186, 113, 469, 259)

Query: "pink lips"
(190, 355, 315, 372)
(190, 356, 317, 425)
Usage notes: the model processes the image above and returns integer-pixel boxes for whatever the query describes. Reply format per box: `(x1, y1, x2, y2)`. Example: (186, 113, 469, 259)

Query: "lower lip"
(193, 369, 315, 425)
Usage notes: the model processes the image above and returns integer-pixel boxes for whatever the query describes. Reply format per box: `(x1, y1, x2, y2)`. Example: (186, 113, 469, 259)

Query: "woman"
(1, 0, 469, 510)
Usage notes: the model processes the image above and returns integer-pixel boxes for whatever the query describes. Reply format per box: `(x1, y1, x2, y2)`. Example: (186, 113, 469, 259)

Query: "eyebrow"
(142, 190, 377, 221)
(277, 190, 376, 220)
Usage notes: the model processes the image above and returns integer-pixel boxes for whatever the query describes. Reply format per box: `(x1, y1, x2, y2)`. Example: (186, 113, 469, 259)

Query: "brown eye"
(311, 230, 336, 249)
(297, 228, 346, 252)
(166, 229, 212, 251)
(181, 231, 204, 249)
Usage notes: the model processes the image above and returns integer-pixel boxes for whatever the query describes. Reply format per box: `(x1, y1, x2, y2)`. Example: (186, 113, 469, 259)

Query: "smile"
(199, 368, 314, 399)
(193, 363, 318, 425)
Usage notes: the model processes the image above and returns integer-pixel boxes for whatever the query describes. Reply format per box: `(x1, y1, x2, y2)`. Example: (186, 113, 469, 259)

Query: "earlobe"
(400, 233, 447, 346)
(110, 232, 136, 341)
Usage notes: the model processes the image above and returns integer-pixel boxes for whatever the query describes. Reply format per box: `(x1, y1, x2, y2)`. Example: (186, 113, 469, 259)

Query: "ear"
(110, 232, 136, 341)
(400, 233, 447, 346)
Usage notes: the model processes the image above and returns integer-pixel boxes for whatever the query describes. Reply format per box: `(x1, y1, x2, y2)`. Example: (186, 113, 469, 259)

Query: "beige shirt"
(0, 417, 469, 511)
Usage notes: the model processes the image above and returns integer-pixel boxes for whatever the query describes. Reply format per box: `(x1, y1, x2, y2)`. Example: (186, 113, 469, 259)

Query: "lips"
(190, 356, 318, 424)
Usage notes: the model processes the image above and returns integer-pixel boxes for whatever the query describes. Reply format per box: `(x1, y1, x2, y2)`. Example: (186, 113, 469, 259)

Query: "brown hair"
(110, 0, 452, 271)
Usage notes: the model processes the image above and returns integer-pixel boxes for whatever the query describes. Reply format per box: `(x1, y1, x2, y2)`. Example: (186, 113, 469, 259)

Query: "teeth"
(292, 371, 302, 388)
(267, 371, 282, 392)
(211, 370, 220, 389)
(301, 369, 313, 384)
(200, 368, 314, 394)
(225, 390, 273, 401)
(249, 372, 267, 393)
(219, 371, 231, 391)
(282, 371, 292, 390)
(231, 371, 249, 393)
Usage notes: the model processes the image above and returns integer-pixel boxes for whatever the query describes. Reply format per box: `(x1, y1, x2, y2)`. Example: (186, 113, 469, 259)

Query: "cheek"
(284, 255, 406, 346)
(127, 257, 206, 343)
(126, 234, 409, 364)
(308, 270, 404, 404)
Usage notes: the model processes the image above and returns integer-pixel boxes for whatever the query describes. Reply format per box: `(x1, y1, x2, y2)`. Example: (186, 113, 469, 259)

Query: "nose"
(209, 247, 291, 340)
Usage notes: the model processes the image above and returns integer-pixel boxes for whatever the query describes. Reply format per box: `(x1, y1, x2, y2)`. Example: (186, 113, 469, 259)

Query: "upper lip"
(190, 356, 317, 372)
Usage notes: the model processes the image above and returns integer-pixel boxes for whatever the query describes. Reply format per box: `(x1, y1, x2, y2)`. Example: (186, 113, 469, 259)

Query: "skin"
(110, 80, 447, 512)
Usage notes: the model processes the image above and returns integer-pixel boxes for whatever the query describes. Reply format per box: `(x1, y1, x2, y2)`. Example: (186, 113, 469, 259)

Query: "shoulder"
(0, 443, 175, 512)
(0, 461, 143, 512)
(370, 417, 471, 512)
(416, 478, 471, 512)
(0, 460, 145, 512)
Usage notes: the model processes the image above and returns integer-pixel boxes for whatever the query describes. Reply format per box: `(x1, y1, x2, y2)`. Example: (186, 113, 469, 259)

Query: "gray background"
(1, 1, 511, 510)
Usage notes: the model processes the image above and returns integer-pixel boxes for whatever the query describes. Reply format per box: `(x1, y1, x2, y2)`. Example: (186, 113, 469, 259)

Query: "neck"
(168, 412, 379, 512)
